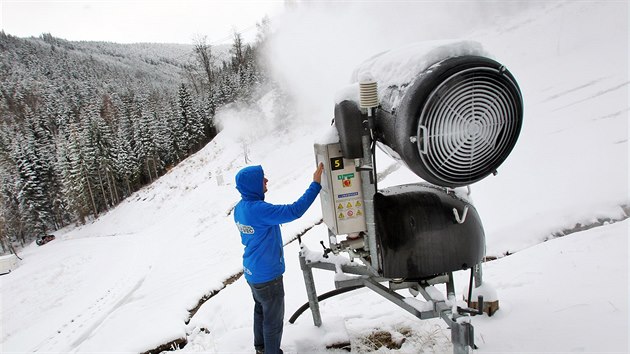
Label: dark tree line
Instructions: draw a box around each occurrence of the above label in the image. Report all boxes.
[0,20,271,252]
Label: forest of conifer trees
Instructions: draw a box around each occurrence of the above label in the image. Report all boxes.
[0,18,276,252]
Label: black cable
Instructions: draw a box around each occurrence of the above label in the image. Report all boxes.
[371,133,378,191]
[368,107,378,191]
[288,285,364,324]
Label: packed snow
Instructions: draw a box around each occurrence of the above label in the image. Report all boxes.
[1,1,628,353]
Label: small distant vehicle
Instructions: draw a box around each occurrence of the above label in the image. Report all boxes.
[36,234,56,246]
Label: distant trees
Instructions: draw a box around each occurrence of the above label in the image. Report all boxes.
[193,36,215,97]
[0,23,271,252]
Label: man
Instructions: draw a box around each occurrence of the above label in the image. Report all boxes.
[234,163,324,354]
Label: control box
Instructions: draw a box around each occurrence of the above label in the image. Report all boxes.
[314,143,367,235]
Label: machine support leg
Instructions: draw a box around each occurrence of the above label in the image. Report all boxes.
[451,320,476,354]
[446,272,456,300]
[474,262,483,288]
[299,252,322,327]
[358,134,379,271]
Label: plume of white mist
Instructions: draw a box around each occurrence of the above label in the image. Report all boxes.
[215,102,270,144]
[263,1,549,126]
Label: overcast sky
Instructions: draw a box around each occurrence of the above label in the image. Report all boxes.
[0,0,284,44]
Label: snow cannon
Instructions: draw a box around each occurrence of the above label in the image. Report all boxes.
[300,41,515,354]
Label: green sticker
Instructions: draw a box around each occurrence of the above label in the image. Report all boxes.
[337,173,355,180]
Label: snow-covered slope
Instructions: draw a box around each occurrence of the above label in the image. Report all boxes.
[1,1,627,353]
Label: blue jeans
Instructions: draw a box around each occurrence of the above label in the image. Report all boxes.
[248,276,284,354]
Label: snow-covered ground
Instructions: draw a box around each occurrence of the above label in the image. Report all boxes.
[1,1,628,353]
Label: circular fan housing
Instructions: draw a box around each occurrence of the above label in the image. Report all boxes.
[375,56,523,187]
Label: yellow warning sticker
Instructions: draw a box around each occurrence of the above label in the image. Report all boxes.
[337,203,344,210]
[346,202,353,208]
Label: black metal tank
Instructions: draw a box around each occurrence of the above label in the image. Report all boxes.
[374,183,484,280]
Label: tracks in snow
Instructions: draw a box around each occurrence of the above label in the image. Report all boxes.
[33,273,148,353]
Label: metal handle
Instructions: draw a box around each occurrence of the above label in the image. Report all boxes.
[453,206,469,224]
[417,125,428,154]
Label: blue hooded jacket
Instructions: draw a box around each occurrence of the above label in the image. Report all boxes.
[234,165,322,284]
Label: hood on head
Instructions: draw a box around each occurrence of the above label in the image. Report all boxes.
[235,165,265,201]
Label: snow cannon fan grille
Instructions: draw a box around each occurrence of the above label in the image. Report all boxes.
[420,66,521,186]
[375,56,523,187]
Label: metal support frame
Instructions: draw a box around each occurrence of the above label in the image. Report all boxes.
[298,251,477,353]
[299,252,322,327]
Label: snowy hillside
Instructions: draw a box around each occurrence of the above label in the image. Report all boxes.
[1,1,628,354]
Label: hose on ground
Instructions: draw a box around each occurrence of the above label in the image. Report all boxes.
[288,285,364,324]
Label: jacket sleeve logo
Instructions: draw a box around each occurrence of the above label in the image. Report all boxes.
[236,222,255,234]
